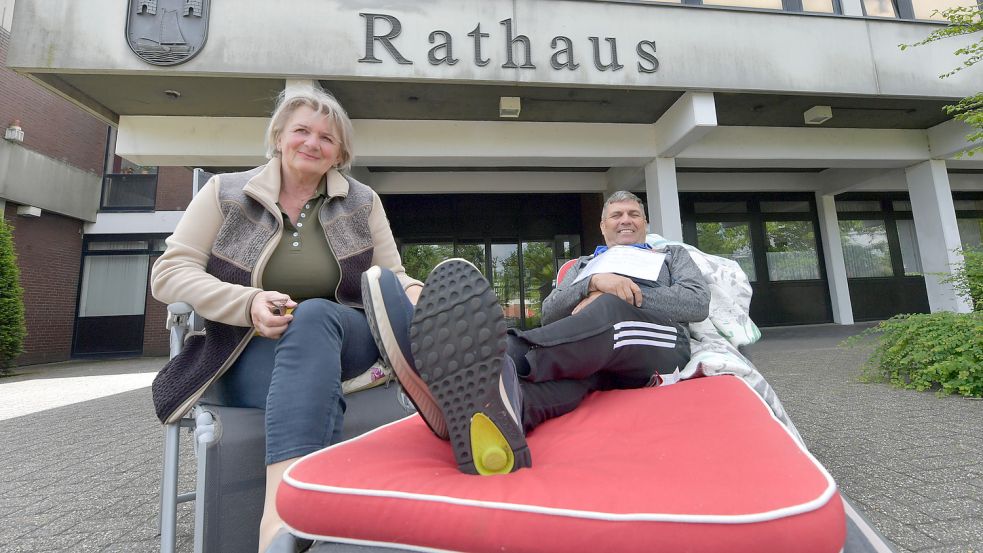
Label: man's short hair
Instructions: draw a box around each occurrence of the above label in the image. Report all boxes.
[601,191,646,220]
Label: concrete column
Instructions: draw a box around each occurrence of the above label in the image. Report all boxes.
[643,157,683,242]
[104,127,117,174]
[284,79,317,97]
[839,0,864,16]
[815,193,854,324]
[905,160,972,313]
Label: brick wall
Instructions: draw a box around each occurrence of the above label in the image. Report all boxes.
[0,28,109,174]
[142,254,169,357]
[155,166,194,211]
[4,204,83,366]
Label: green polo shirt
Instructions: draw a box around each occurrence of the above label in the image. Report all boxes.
[262,180,341,301]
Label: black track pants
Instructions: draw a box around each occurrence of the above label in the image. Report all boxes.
[510,294,690,432]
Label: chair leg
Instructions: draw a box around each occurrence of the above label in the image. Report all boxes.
[193,409,216,553]
[160,423,181,553]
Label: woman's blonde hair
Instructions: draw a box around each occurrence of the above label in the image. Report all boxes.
[265,87,355,171]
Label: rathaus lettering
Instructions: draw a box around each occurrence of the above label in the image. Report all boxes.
[358,13,659,74]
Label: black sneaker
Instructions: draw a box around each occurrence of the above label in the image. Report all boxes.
[410,259,531,475]
[362,266,448,440]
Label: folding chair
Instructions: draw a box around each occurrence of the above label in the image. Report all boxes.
[158,302,411,553]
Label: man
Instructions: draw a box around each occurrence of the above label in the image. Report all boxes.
[362,191,709,476]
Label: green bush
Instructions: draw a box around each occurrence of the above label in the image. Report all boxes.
[941,246,983,311]
[852,311,983,397]
[0,218,26,374]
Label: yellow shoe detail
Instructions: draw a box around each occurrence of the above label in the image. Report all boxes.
[470,413,514,475]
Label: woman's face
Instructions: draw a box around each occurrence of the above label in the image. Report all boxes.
[277,105,341,180]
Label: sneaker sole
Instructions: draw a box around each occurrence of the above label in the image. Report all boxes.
[362,266,448,440]
[410,259,531,475]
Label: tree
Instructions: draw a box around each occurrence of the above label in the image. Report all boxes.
[0,218,26,374]
[401,244,454,281]
[901,5,983,156]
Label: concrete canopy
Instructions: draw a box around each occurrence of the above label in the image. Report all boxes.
[6,0,982,171]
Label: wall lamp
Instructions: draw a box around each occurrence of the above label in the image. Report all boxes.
[4,120,24,142]
[803,105,833,125]
[500,97,521,118]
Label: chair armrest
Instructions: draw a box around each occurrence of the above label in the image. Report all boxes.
[167,302,195,359]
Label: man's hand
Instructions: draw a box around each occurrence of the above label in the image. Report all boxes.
[250,290,297,339]
[588,273,643,307]
[572,291,605,315]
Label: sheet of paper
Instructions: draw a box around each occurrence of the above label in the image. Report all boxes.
[572,246,666,285]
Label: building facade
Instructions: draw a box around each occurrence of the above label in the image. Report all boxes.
[5,0,983,357]
[1,0,189,364]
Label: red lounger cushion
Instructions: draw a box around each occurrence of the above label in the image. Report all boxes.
[279,375,845,553]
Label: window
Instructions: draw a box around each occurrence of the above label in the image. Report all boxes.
[400,239,553,329]
[694,201,748,214]
[101,156,159,211]
[864,0,978,20]
[696,222,757,281]
[760,201,810,213]
[491,244,522,328]
[838,220,893,278]
[954,200,983,211]
[401,243,454,282]
[77,238,165,317]
[863,0,897,17]
[912,0,979,21]
[521,241,556,328]
[764,221,821,280]
[801,0,836,12]
[895,220,924,275]
[702,0,783,8]
[958,218,983,248]
[78,255,150,317]
[837,200,882,212]
[554,234,582,275]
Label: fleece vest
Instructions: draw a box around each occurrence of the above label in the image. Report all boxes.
[151,167,377,423]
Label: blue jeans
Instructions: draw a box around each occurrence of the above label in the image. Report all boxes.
[211,299,379,464]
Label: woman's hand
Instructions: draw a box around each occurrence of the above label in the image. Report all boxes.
[250,291,297,339]
[588,273,643,307]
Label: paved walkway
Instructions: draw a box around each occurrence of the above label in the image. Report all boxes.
[0,324,981,552]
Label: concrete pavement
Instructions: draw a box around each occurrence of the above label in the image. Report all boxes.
[0,324,981,552]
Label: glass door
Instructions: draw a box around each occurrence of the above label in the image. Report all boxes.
[490,243,522,328]
[401,239,555,329]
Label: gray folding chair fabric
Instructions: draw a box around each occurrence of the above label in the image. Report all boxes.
[192,385,408,553]
[158,301,410,553]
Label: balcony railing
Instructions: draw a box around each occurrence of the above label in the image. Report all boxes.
[100,173,158,211]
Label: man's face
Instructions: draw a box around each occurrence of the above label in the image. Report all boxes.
[600,200,647,246]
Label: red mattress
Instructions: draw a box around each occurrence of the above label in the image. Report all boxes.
[279,375,845,553]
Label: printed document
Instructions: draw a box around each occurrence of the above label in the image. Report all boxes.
[573,246,666,284]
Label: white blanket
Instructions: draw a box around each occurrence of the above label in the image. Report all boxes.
[646,234,803,444]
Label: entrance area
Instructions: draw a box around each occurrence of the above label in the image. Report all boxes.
[382,193,593,329]
[399,238,581,329]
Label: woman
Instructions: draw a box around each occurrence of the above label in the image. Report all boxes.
[150,88,421,552]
